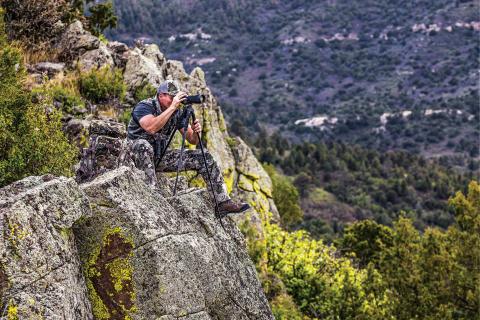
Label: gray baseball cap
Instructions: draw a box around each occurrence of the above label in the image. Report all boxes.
[157,80,180,96]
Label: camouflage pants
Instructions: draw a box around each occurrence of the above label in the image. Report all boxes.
[129,139,230,202]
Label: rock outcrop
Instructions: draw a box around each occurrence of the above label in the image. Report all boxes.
[0,175,92,319]
[76,166,273,319]
[1,20,283,318]
[54,21,280,228]
[0,166,273,319]
[57,20,114,71]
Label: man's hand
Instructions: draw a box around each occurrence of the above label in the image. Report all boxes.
[171,91,187,109]
[192,119,202,133]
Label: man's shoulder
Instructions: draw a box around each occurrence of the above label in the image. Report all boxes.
[136,98,155,108]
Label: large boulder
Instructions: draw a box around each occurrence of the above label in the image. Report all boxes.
[142,44,166,68]
[123,47,165,91]
[57,20,99,60]
[108,41,131,69]
[77,42,115,72]
[57,20,113,71]
[0,165,274,319]
[32,62,65,78]
[230,137,279,227]
[74,166,274,319]
[0,175,92,319]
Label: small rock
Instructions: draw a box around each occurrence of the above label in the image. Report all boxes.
[89,119,126,138]
[34,62,65,77]
[108,41,131,68]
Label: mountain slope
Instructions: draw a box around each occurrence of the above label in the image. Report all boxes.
[108,0,480,163]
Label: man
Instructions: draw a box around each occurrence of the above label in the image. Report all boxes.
[127,80,250,215]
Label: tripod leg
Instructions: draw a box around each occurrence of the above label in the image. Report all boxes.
[173,128,188,195]
[155,125,178,169]
[195,131,220,215]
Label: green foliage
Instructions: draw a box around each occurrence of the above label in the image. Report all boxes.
[340,220,394,267]
[256,136,472,230]
[241,181,479,319]
[68,0,118,36]
[245,214,395,319]
[111,0,479,165]
[0,10,77,187]
[88,1,117,36]
[445,181,480,318]
[270,293,304,320]
[48,85,84,114]
[263,163,303,228]
[79,66,126,104]
[1,0,69,50]
[134,82,156,101]
[118,109,132,127]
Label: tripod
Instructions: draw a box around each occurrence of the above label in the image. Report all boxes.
[154,105,219,214]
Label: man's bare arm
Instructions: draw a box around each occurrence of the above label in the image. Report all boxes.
[181,126,199,145]
[139,92,186,134]
[139,107,177,134]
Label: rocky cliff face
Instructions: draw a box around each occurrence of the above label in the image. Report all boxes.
[55,20,278,228]
[0,166,273,319]
[0,20,276,319]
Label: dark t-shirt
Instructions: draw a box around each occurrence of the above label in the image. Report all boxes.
[127,97,180,157]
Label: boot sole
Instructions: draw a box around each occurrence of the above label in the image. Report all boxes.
[218,204,251,216]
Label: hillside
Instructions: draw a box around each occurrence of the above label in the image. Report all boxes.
[1,3,479,319]
[109,0,480,163]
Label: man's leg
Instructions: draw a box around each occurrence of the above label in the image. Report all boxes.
[157,149,230,202]
[128,139,157,187]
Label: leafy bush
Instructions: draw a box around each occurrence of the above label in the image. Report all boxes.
[134,82,156,101]
[0,10,77,187]
[87,1,117,36]
[1,0,69,50]
[263,163,303,228]
[244,214,394,319]
[49,85,84,114]
[79,66,126,104]
[241,181,479,319]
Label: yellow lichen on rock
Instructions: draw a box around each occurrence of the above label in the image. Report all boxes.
[7,300,18,320]
[223,167,235,194]
[84,227,136,320]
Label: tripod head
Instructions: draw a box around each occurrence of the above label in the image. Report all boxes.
[176,104,195,131]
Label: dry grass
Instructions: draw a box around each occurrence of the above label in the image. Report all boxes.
[21,46,59,65]
[48,71,81,93]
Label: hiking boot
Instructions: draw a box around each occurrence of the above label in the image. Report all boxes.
[217,199,250,215]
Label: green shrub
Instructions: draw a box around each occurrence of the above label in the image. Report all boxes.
[263,163,303,228]
[134,82,156,101]
[118,109,132,126]
[271,294,304,320]
[79,66,126,104]
[0,10,77,187]
[1,0,69,50]
[50,85,85,114]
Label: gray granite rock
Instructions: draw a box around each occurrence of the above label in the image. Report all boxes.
[57,20,100,62]
[78,42,114,72]
[74,166,274,319]
[108,41,131,69]
[33,62,65,78]
[123,47,164,91]
[0,175,93,319]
